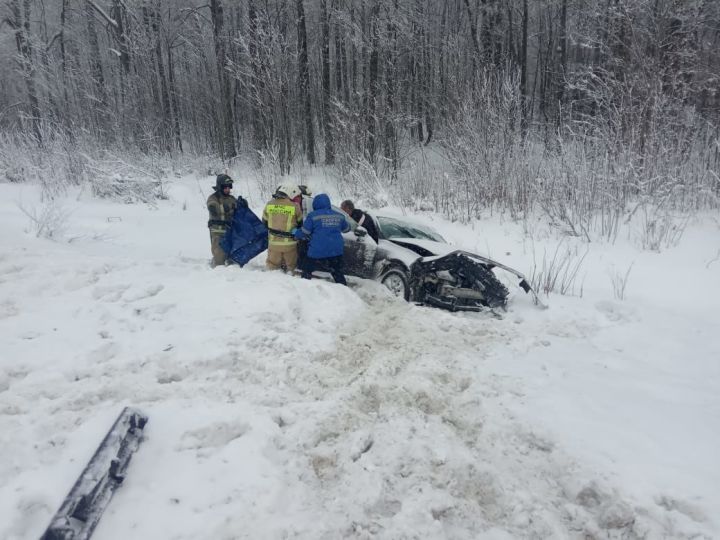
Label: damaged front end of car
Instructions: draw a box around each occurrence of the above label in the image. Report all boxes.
[407,251,543,312]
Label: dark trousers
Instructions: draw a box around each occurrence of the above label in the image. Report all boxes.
[301,255,347,285]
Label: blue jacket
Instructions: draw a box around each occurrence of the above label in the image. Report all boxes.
[220,200,269,266]
[294,194,350,259]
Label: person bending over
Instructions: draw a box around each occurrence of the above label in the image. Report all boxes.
[294,193,350,285]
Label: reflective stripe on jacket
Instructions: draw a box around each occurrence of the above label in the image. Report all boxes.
[262,197,302,246]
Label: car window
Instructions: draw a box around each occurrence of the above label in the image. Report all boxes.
[377,217,445,242]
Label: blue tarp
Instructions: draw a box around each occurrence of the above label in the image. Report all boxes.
[220,203,268,266]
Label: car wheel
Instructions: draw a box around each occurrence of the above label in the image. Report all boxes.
[380,267,410,301]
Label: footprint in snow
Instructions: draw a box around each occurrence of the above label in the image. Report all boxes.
[595,300,637,323]
[0,264,24,277]
[123,284,164,302]
[0,300,19,319]
[8,497,52,538]
[86,342,120,364]
[92,284,130,302]
[156,370,185,384]
[178,421,250,451]
[655,494,708,524]
[63,270,101,291]
[132,303,175,320]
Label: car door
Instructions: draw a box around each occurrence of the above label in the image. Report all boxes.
[339,211,378,279]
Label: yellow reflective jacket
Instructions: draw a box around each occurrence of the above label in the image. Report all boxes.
[262,197,302,246]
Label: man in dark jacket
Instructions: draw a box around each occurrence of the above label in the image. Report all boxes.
[207,174,247,267]
[294,193,350,285]
[340,200,379,243]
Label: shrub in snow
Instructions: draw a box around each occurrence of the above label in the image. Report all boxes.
[0,130,175,204]
[608,262,634,301]
[636,207,689,252]
[246,148,291,200]
[424,69,718,246]
[17,199,71,240]
[529,240,587,297]
[81,151,169,203]
[336,155,389,208]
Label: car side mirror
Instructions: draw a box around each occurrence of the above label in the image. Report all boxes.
[354,226,368,238]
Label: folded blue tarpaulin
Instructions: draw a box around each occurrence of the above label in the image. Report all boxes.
[220,202,268,266]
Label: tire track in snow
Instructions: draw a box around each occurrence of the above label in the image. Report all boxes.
[0,256,699,539]
[272,286,685,539]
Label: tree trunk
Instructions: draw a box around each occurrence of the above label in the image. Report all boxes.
[365,1,380,162]
[521,0,528,135]
[415,1,424,144]
[337,21,349,104]
[480,0,502,66]
[209,0,237,159]
[110,0,130,109]
[10,0,43,142]
[462,0,481,74]
[296,0,315,164]
[321,0,334,164]
[384,11,397,177]
[248,0,267,154]
[556,0,568,120]
[110,0,130,73]
[85,1,108,116]
[167,46,183,152]
[152,10,172,152]
[59,0,69,111]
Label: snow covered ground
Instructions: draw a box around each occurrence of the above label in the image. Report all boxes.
[0,174,718,539]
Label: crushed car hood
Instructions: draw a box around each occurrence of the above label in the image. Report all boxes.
[387,238,456,257]
[389,237,545,308]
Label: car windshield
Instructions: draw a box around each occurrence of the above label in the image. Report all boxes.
[377,217,445,242]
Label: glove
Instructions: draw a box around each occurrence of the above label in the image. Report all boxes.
[237,197,248,209]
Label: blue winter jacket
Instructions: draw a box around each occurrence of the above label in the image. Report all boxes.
[294,193,350,259]
[220,200,269,266]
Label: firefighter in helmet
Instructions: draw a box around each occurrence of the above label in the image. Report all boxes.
[262,184,303,272]
[207,174,239,267]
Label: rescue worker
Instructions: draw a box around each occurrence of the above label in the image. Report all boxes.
[340,200,379,243]
[295,185,313,216]
[207,174,243,267]
[294,193,350,285]
[293,185,313,267]
[262,184,303,272]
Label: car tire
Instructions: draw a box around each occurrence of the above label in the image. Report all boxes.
[380,266,410,301]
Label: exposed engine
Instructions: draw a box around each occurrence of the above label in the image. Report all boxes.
[409,251,510,311]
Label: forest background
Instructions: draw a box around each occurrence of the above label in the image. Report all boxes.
[0,0,718,244]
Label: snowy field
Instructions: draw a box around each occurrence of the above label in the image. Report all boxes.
[0,175,718,539]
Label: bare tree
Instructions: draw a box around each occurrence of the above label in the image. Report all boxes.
[320,0,334,164]
[209,0,236,159]
[0,0,715,209]
[296,0,315,164]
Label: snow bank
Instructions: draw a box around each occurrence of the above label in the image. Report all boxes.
[0,177,718,539]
